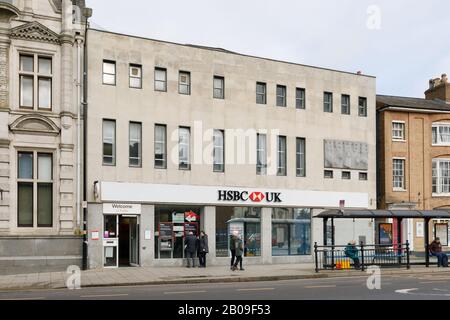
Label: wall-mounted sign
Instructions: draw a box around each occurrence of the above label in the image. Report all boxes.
[184,223,198,236]
[103,203,141,215]
[101,182,370,208]
[91,231,99,240]
[172,212,185,223]
[218,190,282,203]
[324,140,369,171]
[159,223,173,239]
[144,230,151,240]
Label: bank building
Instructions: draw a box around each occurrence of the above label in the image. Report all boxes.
[84,28,376,269]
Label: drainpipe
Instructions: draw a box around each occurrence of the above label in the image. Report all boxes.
[76,37,82,228]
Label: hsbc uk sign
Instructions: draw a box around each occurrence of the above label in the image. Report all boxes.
[218,190,282,203]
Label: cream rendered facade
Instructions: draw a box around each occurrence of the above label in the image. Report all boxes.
[0,0,88,274]
[85,29,377,269]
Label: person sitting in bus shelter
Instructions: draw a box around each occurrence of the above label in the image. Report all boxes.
[430,237,449,267]
[344,240,360,270]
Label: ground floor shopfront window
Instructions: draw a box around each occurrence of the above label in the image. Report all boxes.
[272,208,311,256]
[216,207,261,257]
[154,206,201,259]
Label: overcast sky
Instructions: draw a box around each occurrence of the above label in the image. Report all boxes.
[87,0,450,98]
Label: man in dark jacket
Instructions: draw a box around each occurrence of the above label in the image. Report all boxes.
[229,234,237,270]
[198,231,209,268]
[185,232,198,268]
[430,238,448,267]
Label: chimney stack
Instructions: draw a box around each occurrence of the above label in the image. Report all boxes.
[425,73,450,102]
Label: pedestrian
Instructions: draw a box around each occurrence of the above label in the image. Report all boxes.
[232,235,245,271]
[430,237,449,267]
[184,231,198,268]
[229,233,237,270]
[198,231,209,268]
[344,240,360,270]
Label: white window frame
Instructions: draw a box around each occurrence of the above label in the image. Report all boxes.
[324,92,333,113]
[213,129,225,172]
[392,121,406,141]
[129,122,142,167]
[296,137,306,177]
[277,136,287,176]
[256,82,267,105]
[213,76,225,99]
[102,60,116,86]
[341,94,350,115]
[154,67,167,92]
[393,158,406,191]
[432,123,450,146]
[129,64,142,89]
[257,133,267,175]
[179,127,191,170]
[154,124,167,169]
[179,71,191,95]
[432,158,450,196]
[19,53,53,110]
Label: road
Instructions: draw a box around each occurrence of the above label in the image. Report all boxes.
[0,273,450,300]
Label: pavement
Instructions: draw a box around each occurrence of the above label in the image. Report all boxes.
[0,263,450,291]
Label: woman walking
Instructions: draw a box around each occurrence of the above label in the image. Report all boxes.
[198,231,209,268]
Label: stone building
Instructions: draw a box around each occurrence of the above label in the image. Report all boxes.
[377,74,450,252]
[85,28,377,269]
[0,0,90,274]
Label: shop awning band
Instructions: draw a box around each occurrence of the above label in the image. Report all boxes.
[316,209,450,219]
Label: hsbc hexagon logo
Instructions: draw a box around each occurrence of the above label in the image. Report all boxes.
[249,192,265,203]
[218,190,282,203]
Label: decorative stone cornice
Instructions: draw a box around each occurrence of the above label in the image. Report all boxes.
[10,114,60,136]
[10,21,60,45]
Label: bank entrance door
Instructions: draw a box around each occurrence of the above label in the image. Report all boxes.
[103,215,139,268]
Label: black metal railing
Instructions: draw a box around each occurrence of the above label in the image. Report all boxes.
[314,241,410,272]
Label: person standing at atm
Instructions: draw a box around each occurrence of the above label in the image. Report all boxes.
[185,231,198,268]
[198,231,209,268]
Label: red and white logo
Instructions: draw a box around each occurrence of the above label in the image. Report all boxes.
[249,192,265,203]
[185,211,199,222]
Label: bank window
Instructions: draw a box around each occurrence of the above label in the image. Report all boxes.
[359,97,367,117]
[129,122,142,167]
[392,121,405,141]
[296,137,306,177]
[20,54,52,110]
[103,119,116,166]
[154,206,201,259]
[272,208,311,256]
[324,170,334,179]
[359,172,368,181]
[277,136,287,176]
[103,60,116,85]
[18,152,53,228]
[257,133,267,175]
[213,129,225,172]
[324,92,333,113]
[129,64,142,89]
[155,124,167,169]
[342,171,351,180]
[432,123,450,146]
[179,127,191,170]
[216,207,261,258]
[213,76,225,99]
[179,71,191,95]
[296,88,305,109]
[432,159,450,195]
[276,85,287,107]
[393,159,405,190]
[256,82,266,104]
[341,94,350,115]
[154,67,167,92]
